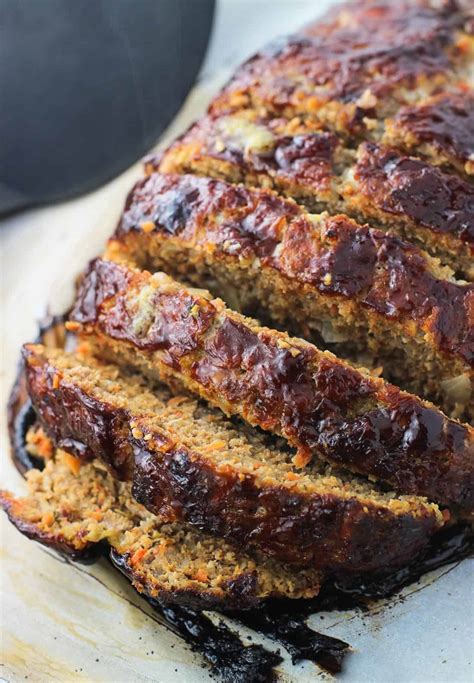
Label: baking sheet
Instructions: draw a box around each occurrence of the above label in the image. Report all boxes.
[1,3,473,680]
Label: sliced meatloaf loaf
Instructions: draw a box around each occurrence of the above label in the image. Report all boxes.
[109,173,473,420]
[209,0,473,137]
[67,259,473,511]
[22,344,445,572]
[154,115,473,278]
[1,445,323,609]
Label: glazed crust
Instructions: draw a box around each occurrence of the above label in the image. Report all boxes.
[68,258,474,510]
[22,346,445,573]
[111,172,473,419]
[155,114,473,278]
[383,90,474,176]
[345,142,474,275]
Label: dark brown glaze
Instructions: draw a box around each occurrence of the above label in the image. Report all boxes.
[282,215,473,363]
[210,0,470,129]
[353,142,474,246]
[117,172,298,258]
[387,91,474,173]
[7,313,70,474]
[22,346,444,572]
[115,173,473,365]
[155,115,339,197]
[71,258,473,510]
[131,435,442,572]
[24,351,133,481]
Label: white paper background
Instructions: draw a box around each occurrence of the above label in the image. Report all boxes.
[1,2,473,681]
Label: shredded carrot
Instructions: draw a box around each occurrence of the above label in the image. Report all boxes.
[293,447,312,468]
[27,428,54,459]
[201,440,226,452]
[65,321,81,332]
[195,568,209,583]
[52,373,60,390]
[285,471,299,481]
[140,221,155,233]
[42,512,54,527]
[90,510,103,522]
[154,541,169,557]
[64,452,82,476]
[130,547,147,566]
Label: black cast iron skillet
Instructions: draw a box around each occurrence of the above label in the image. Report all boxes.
[0,0,214,214]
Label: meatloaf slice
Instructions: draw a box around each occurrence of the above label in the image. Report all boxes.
[109,173,473,420]
[1,447,322,609]
[154,116,473,279]
[67,259,473,511]
[23,344,445,572]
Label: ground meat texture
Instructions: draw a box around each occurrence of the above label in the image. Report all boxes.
[22,344,447,572]
[0,447,324,609]
[66,258,473,511]
[209,0,473,136]
[109,173,473,420]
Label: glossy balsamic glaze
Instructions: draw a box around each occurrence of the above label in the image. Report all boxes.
[24,345,443,573]
[166,117,339,194]
[355,142,474,245]
[210,0,469,127]
[390,91,474,169]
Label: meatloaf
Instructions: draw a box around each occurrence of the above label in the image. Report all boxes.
[22,344,445,572]
[1,443,323,609]
[67,258,473,511]
[154,114,473,279]
[209,0,473,137]
[108,172,473,420]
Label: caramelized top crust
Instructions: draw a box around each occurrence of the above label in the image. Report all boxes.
[210,0,472,131]
[384,91,474,175]
[71,258,474,509]
[115,173,473,365]
[352,142,474,247]
[155,113,340,200]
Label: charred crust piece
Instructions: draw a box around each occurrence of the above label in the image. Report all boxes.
[111,173,473,419]
[383,90,474,177]
[21,345,446,572]
[209,0,473,135]
[1,449,323,609]
[68,258,473,510]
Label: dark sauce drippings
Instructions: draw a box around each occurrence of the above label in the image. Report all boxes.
[149,600,282,683]
[149,522,472,679]
[230,608,349,673]
[8,317,474,681]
